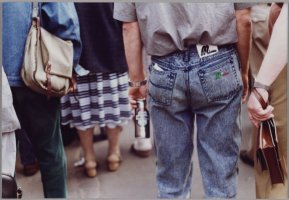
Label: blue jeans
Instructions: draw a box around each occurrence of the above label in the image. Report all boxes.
[148,44,243,198]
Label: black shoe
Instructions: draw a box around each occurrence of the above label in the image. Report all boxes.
[61,125,77,146]
[239,150,254,167]
[23,162,39,176]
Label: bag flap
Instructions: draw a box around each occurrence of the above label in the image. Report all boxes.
[39,27,73,78]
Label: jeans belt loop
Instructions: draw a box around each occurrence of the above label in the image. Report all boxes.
[183,50,190,62]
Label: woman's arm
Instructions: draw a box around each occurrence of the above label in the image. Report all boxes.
[247,4,288,126]
[255,4,288,87]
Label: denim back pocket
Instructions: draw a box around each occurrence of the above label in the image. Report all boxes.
[148,63,177,106]
[198,55,242,102]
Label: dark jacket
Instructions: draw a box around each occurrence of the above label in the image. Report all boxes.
[75,3,128,73]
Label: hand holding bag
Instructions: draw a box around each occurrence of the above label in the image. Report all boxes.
[21,2,73,97]
[253,88,285,185]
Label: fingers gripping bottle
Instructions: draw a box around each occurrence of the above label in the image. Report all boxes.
[134,98,150,138]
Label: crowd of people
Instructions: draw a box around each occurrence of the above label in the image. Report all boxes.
[1,2,288,199]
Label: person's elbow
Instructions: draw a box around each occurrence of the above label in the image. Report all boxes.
[236,9,252,29]
[122,22,139,35]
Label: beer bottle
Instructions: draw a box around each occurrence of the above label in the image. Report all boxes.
[134,98,150,138]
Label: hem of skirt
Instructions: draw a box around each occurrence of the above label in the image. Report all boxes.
[61,119,130,131]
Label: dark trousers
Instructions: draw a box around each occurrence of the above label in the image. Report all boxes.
[16,129,38,166]
[12,87,67,198]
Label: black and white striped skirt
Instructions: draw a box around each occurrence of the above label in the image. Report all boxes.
[61,72,132,131]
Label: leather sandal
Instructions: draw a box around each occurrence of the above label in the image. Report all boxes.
[107,153,122,172]
[84,160,98,177]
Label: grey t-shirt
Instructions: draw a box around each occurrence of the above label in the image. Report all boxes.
[114,3,254,56]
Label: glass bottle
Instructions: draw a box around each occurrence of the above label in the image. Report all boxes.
[134,98,150,138]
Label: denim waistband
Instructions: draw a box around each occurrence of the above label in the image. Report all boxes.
[151,43,237,68]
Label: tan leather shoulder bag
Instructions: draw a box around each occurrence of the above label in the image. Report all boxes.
[21,2,73,97]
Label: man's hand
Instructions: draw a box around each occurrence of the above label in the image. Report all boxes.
[129,84,148,109]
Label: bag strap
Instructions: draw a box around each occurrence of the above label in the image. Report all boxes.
[32,2,39,18]
[252,88,268,109]
[31,2,40,28]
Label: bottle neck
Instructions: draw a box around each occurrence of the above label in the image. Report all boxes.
[138,101,144,109]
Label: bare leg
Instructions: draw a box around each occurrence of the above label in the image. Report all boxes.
[77,128,97,177]
[106,126,122,171]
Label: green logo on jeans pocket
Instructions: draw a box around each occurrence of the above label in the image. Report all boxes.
[214,71,229,80]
